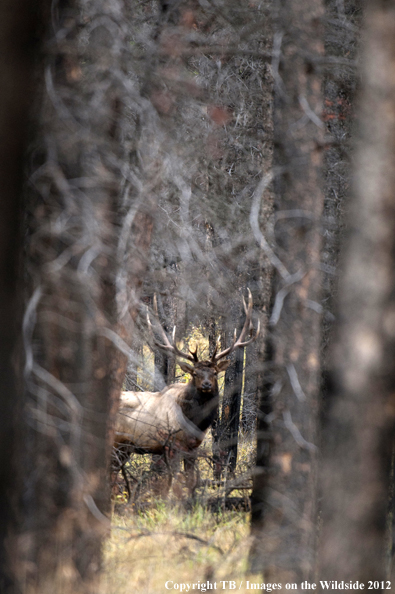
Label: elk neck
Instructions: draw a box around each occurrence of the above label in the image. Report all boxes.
[180,379,219,433]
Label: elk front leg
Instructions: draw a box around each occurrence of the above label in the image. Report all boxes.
[183,450,198,494]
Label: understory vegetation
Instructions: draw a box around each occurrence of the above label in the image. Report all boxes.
[107,435,257,593]
[112,434,256,509]
[104,503,254,594]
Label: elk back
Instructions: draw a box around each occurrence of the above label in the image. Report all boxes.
[115,389,206,454]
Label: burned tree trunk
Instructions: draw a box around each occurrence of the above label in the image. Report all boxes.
[319,0,395,582]
[250,0,325,582]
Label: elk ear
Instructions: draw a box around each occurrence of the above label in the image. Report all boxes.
[179,362,194,375]
[216,360,230,373]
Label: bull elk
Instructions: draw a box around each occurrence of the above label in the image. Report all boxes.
[113,290,259,498]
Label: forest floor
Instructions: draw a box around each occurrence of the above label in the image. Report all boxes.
[103,502,260,594]
[104,435,260,594]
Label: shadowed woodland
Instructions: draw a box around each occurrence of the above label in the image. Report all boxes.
[2,0,395,592]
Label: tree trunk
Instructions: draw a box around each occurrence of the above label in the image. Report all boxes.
[0,2,44,591]
[321,0,361,402]
[153,293,176,391]
[319,0,395,582]
[250,0,325,582]
[14,1,156,592]
[211,319,224,480]
[241,334,258,435]
[220,335,244,474]
[217,303,245,476]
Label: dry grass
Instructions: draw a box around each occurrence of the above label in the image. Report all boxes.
[103,502,261,594]
[104,436,261,594]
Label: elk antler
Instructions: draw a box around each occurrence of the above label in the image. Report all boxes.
[211,288,260,362]
[146,297,197,362]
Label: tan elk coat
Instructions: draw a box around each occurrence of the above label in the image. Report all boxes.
[115,386,207,454]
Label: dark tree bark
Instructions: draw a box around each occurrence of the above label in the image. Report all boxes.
[250,0,325,582]
[153,293,176,391]
[319,0,395,582]
[13,1,156,592]
[241,342,257,435]
[219,312,245,475]
[321,0,361,376]
[211,319,228,481]
[0,2,44,591]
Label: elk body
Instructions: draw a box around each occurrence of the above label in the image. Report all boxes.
[113,290,259,497]
[114,360,229,455]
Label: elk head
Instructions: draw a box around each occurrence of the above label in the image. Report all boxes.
[178,359,230,397]
[147,289,260,386]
